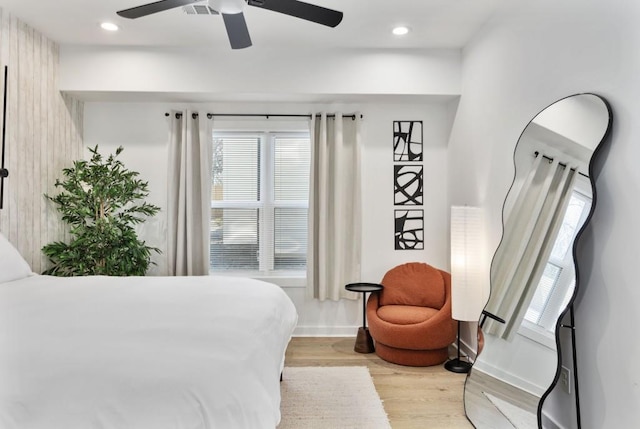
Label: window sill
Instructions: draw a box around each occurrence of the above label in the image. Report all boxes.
[518,321,556,350]
[210,271,306,288]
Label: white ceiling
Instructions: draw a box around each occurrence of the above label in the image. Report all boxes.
[0,0,508,51]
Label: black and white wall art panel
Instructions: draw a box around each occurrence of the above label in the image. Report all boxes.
[394,209,424,250]
[394,165,423,206]
[393,121,423,162]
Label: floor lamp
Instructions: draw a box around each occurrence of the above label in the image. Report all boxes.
[445,206,483,374]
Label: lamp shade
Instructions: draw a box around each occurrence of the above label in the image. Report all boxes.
[450,206,484,322]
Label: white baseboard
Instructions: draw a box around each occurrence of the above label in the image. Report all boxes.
[472,361,545,397]
[449,336,475,363]
[458,337,476,362]
[293,325,358,337]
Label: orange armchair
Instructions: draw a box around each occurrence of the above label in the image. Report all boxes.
[367,262,457,367]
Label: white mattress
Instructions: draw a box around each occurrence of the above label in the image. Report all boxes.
[0,275,298,429]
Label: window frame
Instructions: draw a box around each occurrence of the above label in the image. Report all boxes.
[210,129,310,286]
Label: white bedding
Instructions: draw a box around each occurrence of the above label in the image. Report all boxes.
[0,274,298,429]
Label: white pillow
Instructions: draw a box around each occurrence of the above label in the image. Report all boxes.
[0,232,33,283]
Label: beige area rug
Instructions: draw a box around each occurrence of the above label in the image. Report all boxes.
[484,392,537,429]
[278,366,391,429]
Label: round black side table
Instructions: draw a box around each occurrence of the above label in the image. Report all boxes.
[345,282,384,353]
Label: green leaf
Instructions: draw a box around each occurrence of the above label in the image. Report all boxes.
[42,145,162,277]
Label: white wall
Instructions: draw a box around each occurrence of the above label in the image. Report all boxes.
[449,1,640,427]
[60,46,461,101]
[84,98,456,336]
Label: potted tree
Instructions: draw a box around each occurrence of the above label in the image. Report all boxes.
[42,145,160,276]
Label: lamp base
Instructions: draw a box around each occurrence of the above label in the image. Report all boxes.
[445,358,472,373]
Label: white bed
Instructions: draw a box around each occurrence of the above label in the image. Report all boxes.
[0,234,298,429]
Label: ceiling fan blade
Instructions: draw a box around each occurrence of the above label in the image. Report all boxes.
[222,13,253,49]
[117,0,201,19]
[248,0,343,28]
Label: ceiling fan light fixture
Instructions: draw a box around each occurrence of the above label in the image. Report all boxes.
[100,22,120,32]
[209,0,246,14]
[392,25,410,36]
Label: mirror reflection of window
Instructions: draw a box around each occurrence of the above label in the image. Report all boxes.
[522,188,592,340]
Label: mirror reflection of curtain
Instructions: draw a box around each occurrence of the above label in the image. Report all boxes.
[307,113,362,301]
[484,153,577,340]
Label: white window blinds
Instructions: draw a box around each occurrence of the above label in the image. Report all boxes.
[523,190,591,332]
[210,132,310,274]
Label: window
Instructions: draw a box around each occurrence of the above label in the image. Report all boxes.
[520,186,592,345]
[210,131,310,276]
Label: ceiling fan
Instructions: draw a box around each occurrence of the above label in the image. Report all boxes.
[117,0,343,49]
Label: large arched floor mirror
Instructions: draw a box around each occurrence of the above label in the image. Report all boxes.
[464,94,612,429]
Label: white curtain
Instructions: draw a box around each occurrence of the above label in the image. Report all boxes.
[166,111,212,276]
[307,113,362,301]
[485,154,577,340]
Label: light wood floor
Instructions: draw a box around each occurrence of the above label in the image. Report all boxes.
[283,337,473,429]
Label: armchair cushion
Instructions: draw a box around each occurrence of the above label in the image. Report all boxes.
[377,305,439,325]
[378,262,445,309]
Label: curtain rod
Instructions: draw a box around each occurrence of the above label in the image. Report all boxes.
[164,112,362,120]
[534,151,589,179]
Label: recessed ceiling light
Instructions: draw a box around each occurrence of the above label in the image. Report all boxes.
[100,22,119,32]
[392,26,410,36]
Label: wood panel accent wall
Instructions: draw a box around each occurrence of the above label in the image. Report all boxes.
[0,9,84,274]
